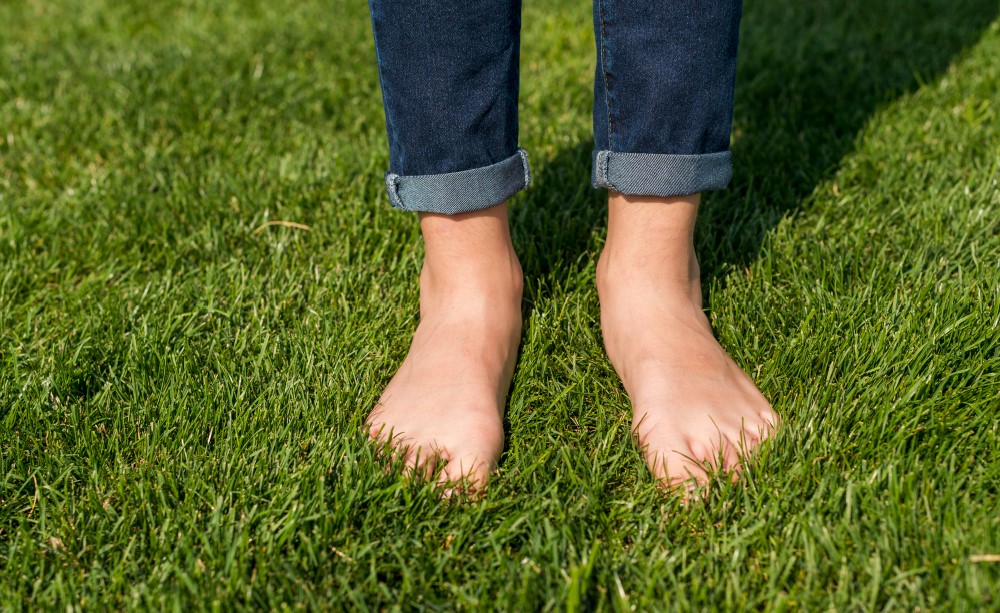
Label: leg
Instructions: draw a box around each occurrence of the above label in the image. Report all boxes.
[366,0,528,492]
[592,0,778,490]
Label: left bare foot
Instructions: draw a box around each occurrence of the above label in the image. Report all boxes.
[597,192,779,491]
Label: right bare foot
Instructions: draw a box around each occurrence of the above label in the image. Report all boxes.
[366,204,522,494]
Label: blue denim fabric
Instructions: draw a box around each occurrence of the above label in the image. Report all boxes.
[386,149,531,214]
[591,0,741,195]
[369,0,741,213]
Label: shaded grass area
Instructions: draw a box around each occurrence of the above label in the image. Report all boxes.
[1,0,998,608]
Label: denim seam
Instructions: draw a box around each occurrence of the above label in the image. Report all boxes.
[384,172,405,209]
[518,148,532,187]
[597,0,614,149]
[595,150,616,191]
[369,8,396,166]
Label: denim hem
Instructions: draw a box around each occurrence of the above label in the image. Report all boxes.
[384,149,531,214]
[591,150,732,196]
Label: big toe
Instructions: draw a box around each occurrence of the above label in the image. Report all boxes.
[402,442,447,480]
[437,451,494,497]
[644,439,711,491]
[645,433,749,492]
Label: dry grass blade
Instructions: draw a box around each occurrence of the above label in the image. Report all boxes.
[252,220,311,235]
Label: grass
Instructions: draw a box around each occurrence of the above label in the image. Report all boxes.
[1,0,998,609]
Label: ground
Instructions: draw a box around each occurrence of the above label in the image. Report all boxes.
[1,0,998,609]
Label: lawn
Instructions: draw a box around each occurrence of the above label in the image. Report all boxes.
[1,0,998,609]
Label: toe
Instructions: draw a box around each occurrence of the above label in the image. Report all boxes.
[720,435,745,474]
[727,424,759,455]
[648,445,710,492]
[738,428,762,451]
[365,402,386,430]
[759,409,780,434]
[661,458,709,494]
[438,454,492,497]
[367,421,388,443]
[367,424,397,463]
[402,444,445,481]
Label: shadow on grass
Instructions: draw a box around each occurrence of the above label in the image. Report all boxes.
[515,0,998,289]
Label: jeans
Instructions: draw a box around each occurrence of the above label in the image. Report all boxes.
[368,0,742,214]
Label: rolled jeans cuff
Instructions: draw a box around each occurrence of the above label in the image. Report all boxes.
[591,150,732,197]
[384,148,531,214]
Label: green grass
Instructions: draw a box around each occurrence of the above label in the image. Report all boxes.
[2,0,998,609]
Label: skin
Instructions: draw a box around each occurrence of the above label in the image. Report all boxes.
[366,192,778,494]
[366,204,522,494]
[598,192,778,491]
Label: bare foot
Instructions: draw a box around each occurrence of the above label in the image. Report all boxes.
[597,192,779,491]
[366,204,522,494]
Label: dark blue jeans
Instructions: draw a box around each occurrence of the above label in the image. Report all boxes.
[369,0,741,214]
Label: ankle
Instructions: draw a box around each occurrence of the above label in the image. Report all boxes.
[597,253,697,312]
[598,192,703,306]
[417,204,523,295]
[419,256,523,304]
